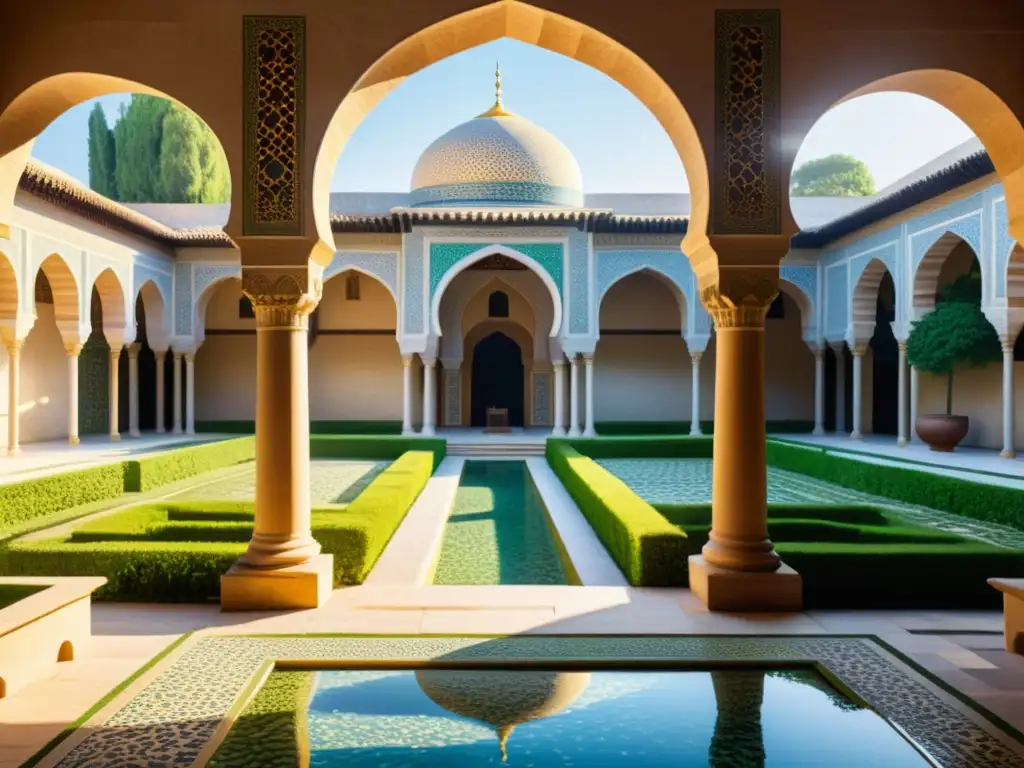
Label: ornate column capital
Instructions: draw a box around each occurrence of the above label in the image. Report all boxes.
[897,340,908,354]
[699,268,779,330]
[582,354,594,365]
[851,344,868,357]
[690,351,703,364]
[109,346,122,362]
[1002,340,1016,355]
[65,342,83,357]
[127,342,141,360]
[242,267,324,331]
[401,355,414,368]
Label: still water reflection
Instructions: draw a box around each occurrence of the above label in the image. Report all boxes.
[304,668,931,766]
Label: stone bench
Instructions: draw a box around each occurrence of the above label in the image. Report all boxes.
[989,578,1024,654]
[0,576,106,699]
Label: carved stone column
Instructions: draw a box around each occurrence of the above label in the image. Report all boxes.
[896,340,908,447]
[172,352,183,434]
[850,345,866,440]
[127,343,141,438]
[582,354,596,437]
[221,268,333,611]
[421,357,437,435]
[1001,340,1017,458]
[568,356,581,436]
[108,347,121,442]
[66,343,81,445]
[690,352,703,436]
[831,342,846,433]
[687,267,801,611]
[552,360,566,436]
[184,351,196,435]
[5,339,21,456]
[154,350,166,434]
[811,345,825,435]
[401,356,414,435]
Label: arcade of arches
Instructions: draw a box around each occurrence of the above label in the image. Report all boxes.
[2,2,1024,613]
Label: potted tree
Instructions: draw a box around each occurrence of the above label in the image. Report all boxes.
[906,272,1001,451]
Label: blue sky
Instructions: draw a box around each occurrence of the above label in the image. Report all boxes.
[31,38,975,196]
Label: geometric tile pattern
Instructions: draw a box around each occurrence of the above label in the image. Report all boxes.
[166,460,389,506]
[52,635,1024,767]
[597,458,1024,550]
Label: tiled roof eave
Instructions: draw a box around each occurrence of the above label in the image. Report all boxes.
[18,161,236,249]
[330,209,689,234]
[791,150,996,249]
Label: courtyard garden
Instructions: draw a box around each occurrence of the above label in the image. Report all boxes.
[547,436,1024,607]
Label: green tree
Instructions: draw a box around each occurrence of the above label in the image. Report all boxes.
[790,154,876,197]
[87,103,117,198]
[906,272,1001,415]
[113,95,170,202]
[157,105,230,203]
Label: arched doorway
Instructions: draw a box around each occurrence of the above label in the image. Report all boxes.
[870,272,898,435]
[471,332,524,427]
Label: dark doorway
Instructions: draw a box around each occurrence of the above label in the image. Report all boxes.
[470,332,524,427]
[870,273,898,435]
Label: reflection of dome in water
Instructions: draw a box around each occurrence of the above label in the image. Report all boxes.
[415,669,591,762]
[409,65,583,208]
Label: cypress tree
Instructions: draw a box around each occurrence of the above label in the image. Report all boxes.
[87,103,117,198]
[157,105,230,203]
[113,95,170,202]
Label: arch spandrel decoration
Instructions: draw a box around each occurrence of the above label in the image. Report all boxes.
[994,198,1016,300]
[779,265,817,329]
[910,216,982,274]
[824,262,849,339]
[567,229,589,335]
[428,242,563,300]
[596,250,692,305]
[133,261,173,337]
[324,251,399,302]
[402,230,426,336]
[849,244,898,302]
[174,263,241,337]
[428,243,563,338]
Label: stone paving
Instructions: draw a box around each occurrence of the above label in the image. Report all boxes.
[167,459,390,506]
[597,458,1024,549]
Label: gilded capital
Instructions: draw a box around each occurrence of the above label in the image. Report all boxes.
[65,342,83,357]
[699,269,779,330]
[242,268,323,330]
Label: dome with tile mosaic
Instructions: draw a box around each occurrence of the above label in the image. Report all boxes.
[409,66,583,208]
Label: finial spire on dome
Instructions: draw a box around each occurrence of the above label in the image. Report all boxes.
[477,61,512,118]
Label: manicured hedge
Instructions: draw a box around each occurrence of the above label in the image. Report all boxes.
[0,463,126,538]
[123,437,256,492]
[556,436,714,460]
[766,440,1024,531]
[311,435,446,469]
[0,451,436,601]
[656,502,1024,608]
[546,440,688,586]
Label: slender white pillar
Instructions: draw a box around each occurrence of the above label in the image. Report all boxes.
[127,343,141,438]
[172,352,183,434]
[154,351,166,434]
[185,352,196,435]
[910,366,920,444]
[552,361,566,436]
[690,352,703,435]
[896,341,908,447]
[812,347,825,435]
[66,343,81,445]
[568,355,581,436]
[401,356,414,435]
[583,355,596,437]
[1001,341,1016,458]
[832,342,846,433]
[850,347,864,440]
[6,340,21,456]
[109,347,121,442]
[422,357,436,436]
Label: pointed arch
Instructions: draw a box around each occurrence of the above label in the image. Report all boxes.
[136,280,169,350]
[0,248,19,322]
[91,268,126,341]
[778,277,814,336]
[312,0,706,248]
[194,275,241,341]
[35,253,79,325]
[598,266,687,335]
[913,231,976,317]
[324,263,398,306]
[430,244,562,338]
[851,258,892,325]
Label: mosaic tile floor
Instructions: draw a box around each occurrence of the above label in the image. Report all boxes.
[167,460,389,506]
[433,461,567,586]
[46,635,1024,767]
[597,458,1024,549]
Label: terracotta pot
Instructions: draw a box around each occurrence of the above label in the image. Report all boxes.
[915,414,969,452]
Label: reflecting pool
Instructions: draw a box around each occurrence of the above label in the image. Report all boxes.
[296,668,932,767]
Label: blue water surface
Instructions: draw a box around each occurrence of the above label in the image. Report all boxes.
[304,668,930,767]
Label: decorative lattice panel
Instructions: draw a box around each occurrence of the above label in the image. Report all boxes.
[243,16,305,235]
[713,10,781,235]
